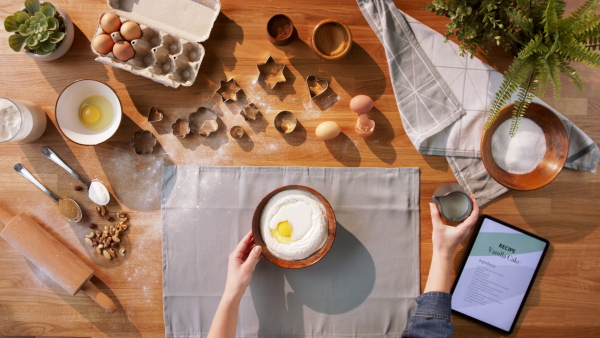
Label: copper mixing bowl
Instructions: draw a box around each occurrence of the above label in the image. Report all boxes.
[481,102,569,190]
[251,185,336,269]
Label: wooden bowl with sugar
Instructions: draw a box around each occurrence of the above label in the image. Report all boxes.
[251,185,336,269]
[311,19,352,61]
[481,102,569,191]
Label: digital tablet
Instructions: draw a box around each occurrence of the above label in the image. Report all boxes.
[451,215,549,334]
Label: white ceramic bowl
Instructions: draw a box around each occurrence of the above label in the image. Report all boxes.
[56,79,122,145]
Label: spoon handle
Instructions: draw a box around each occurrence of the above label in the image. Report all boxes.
[14,163,60,202]
[41,147,89,186]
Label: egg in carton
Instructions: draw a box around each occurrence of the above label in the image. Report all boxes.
[91,0,220,88]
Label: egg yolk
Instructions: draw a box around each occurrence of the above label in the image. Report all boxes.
[277,221,292,237]
[270,221,294,244]
[80,105,101,124]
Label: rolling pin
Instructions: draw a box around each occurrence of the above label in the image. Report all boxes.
[0,205,117,312]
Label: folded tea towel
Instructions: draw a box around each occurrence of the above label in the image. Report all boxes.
[162,166,420,338]
[358,0,600,205]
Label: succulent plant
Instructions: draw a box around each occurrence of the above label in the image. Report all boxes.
[4,0,65,56]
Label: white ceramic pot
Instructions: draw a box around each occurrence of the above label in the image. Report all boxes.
[23,4,74,61]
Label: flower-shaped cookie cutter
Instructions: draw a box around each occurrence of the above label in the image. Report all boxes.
[190,107,219,137]
[147,106,164,123]
[306,75,329,99]
[241,103,260,121]
[216,78,243,102]
[130,130,158,155]
[172,119,191,138]
[257,56,287,89]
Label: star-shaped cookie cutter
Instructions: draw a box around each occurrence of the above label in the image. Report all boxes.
[216,78,243,102]
[257,56,287,89]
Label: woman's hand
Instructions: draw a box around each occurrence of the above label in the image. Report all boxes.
[224,230,262,300]
[429,194,479,259]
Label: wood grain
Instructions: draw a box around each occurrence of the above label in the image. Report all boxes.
[0,0,599,337]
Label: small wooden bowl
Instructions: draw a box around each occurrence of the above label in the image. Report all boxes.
[481,102,569,190]
[311,19,352,61]
[266,14,294,46]
[252,185,336,269]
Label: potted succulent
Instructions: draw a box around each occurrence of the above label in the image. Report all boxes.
[4,0,74,61]
[426,0,600,135]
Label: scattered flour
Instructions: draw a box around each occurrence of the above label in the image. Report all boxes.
[491,118,546,174]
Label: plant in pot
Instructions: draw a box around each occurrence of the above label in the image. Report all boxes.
[485,0,600,135]
[424,0,521,57]
[426,0,600,135]
[4,0,74,61]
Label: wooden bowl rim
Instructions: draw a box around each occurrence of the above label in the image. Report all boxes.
[481,102,569,191]
[251,185,337,269]
[311,19,353,61]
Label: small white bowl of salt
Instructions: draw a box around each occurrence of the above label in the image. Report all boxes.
[481,102,569,190]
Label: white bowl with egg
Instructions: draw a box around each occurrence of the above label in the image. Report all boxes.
[252,185,336,269]
[55,79,122,145]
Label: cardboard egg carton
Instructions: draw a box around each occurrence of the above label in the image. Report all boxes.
[91,0,220,88]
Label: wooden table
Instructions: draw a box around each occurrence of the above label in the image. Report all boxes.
[1,0,599,336]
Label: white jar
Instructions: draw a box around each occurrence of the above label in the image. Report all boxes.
[0,98,47,143]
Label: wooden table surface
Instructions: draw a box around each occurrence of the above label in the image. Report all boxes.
[1,0,599,337]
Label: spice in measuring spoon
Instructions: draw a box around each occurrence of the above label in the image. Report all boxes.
[14,163,83,222]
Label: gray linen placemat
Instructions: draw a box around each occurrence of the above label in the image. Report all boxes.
[358,0,599,205]
[162,166,420,338]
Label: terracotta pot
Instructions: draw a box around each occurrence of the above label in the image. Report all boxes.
[22,4,74,61]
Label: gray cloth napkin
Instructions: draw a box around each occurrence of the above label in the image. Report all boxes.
[358,0,600,205]
[162,166,420,338]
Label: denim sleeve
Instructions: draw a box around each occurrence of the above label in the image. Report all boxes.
[401,292,453,338]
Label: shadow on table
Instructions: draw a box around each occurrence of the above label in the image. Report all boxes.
[365,107,397,164]
[250,223,375,335]
[325,133,361,167]
[35,23,110,94]
[282,39,387,100]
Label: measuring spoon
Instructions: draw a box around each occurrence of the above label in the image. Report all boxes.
[14,163,82,222]
[41,147,110,206]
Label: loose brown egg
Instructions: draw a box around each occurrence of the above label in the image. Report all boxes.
[120,21,142,41]
[350,95,374,114]
[113,41,135,61]
[92,34,114,54]
[100,13,121,34]
[315,121,341,141]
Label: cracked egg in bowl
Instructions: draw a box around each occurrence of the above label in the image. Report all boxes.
[252,185,336,269]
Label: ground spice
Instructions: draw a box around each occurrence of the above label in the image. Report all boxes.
[58,198,79,220]
[268,16,292,40]
[276,25,291,40]
[314,22,348,56]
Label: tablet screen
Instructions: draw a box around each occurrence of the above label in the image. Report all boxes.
[451,215,549,334]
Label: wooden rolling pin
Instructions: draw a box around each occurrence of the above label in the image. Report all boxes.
[0,205,117,312]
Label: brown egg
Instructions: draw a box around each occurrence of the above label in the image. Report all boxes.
[92,34,114,54]
[120,21,142,41]
[350,95,374,114]
[100,13,121,34]
[315,121,341,141]
[113,41,135,61]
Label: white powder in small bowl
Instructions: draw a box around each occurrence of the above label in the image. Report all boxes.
[491,118,546,175]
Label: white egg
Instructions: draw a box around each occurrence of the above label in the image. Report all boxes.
[269,201,313,241]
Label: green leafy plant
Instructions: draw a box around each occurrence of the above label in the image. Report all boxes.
[485,0,600,135]
[4,0,66,56]
[424,0,521,57]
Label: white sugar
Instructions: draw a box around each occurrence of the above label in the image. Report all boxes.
[491,118,546,174]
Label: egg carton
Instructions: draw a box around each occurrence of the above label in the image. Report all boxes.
[91,0,220,88]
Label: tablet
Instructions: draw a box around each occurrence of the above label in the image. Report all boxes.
[451,215,549,334]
